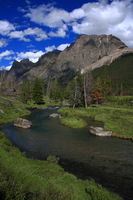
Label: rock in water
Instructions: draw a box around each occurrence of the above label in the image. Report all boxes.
[49,113,61,118]
[14,118,32,129]
[89,126,112,136]
[0,109,4,114]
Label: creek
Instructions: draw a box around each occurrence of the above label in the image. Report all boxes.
[2,108,133,200]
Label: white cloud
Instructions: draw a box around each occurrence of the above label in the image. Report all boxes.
[0,50,14,60]
[24,27,48,41]
[9,30,30,41]
[26,4,70,38]
[49,27,67,38]
[16,50,44,63]
[26,0,133,47]
[70,8,85,19]
[45,43,70,52]
[26,5,70,28]
[0,20,15,35]
[9,27,47,41]
[5,65,12,71]
[45,45,56,52]
[0,39,8,48]
[4,56,13,60]
[57,43,70,51]
[71,0,133,48]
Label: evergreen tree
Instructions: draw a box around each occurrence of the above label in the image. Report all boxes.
[32,77,44,104]
[94,77,112,97]
[50,79,63,101]
[21,80,31,103]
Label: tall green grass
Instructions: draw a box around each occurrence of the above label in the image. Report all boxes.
[60,117,87,128]
[106,96,133,105]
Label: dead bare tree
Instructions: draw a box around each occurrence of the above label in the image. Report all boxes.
[83,70,93,108]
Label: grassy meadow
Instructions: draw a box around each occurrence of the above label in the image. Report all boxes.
[0,96,30,125]
[59,100,133,139]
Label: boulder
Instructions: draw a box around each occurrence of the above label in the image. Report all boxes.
[49,113,61,118]
[14,118,32,129]
[0,109,4,114]
[129,100,133,105]
[89,126,112,136]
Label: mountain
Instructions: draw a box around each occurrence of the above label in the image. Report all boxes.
[2,34,133,94]
[6,59,35,83]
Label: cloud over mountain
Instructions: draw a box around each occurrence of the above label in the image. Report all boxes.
[1,0,133,70]
[16,50,45,63]
[26,0,133,47]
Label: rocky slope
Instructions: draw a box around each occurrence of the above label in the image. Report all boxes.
[3,34,133,89]
[6,59,35,83]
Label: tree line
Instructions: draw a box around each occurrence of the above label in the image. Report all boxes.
[21,71,113,106]
[21,77,44,104]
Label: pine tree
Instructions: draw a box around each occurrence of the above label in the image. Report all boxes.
[21,80,31,103]
[50,79,62,101]
[32,77,44,104]
[94,77,112,97]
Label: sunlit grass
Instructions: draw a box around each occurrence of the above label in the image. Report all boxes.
[60,117,87,128]
[59,105,133,138]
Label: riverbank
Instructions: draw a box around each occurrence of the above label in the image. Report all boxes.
[0,96,30,125]
[0,96,123,200]
[59,105,133,140]
[0,131,124,200]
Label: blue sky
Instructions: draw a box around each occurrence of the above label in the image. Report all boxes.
[0,0,133,70]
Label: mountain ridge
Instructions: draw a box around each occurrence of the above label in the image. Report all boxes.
[1,34,133,93]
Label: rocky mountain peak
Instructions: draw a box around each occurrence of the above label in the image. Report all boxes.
[52,34,130,74]
[67,34,126,54]
[37,50,61,65]
[20,59,32,64]
[6,59,35,83]
[5,34,133,87]
[11,59,33,71]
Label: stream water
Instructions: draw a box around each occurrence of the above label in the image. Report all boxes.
[1,108,133,200]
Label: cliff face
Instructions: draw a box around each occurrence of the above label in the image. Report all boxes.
[21,50,61,82]
[54,34,127,72]
[6,59,35,83]
[5,34,133,85]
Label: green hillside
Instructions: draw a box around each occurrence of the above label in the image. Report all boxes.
[93,53,133,95]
